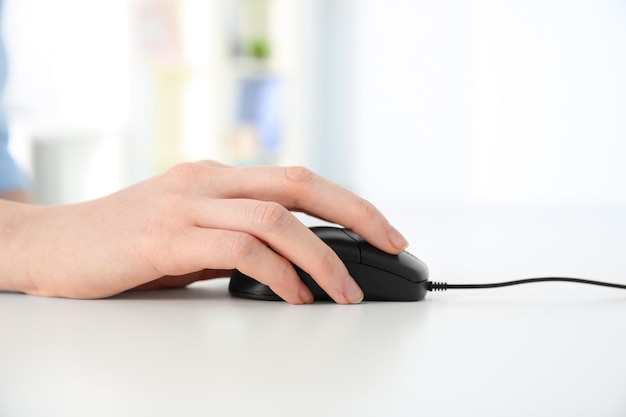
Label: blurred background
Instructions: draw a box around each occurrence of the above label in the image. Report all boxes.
[3,0,626,207]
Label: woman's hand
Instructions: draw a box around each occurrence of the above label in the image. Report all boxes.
[1,161,408,304]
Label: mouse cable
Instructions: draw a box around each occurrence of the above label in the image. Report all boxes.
[427,277,626,292]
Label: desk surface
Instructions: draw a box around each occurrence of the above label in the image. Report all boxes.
[2,203,626,417]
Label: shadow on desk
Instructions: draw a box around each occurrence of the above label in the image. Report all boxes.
[113,278,232,301]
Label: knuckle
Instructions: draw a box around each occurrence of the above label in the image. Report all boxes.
[283,166,317,187]
[227,233,260,259]
[164,162,205,189]
[318,247,342,276]
[268,259,297,289]
[197,159,230,169]
[355,197,378,222]
[249,201,290,231]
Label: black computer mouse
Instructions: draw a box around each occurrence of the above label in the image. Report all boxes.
[229,226,429,302]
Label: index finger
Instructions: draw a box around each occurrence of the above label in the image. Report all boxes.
[199,163,409,254]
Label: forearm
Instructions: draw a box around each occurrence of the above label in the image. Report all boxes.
[0,197,152,299]
[0,199,124,297]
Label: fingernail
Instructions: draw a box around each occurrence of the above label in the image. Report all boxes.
[299,285,314,304]
[388,225,409,250]
[343,275,364,304]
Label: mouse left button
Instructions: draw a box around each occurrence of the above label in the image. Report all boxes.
[310,226,361,263]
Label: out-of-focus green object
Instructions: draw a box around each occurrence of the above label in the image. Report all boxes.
[248,37,270,61]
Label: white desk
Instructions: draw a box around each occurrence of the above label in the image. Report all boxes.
[2,203,626,417]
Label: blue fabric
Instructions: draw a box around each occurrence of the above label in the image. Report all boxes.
[0,0,28,193]
[0,120,28,193]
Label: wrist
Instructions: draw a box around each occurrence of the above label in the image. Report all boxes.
[0,200,46,294]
